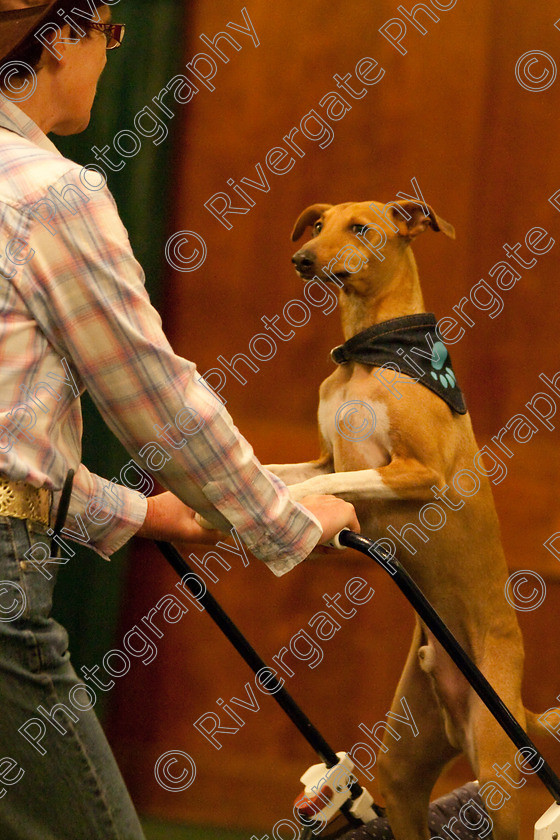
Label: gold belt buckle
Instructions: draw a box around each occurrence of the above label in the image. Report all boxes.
[0,477,51,526]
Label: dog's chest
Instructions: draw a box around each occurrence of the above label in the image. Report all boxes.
[318,390,391,468]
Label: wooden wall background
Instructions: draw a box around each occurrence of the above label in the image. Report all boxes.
[107,0,560,832]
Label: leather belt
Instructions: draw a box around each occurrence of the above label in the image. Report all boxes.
[0,476,51,526]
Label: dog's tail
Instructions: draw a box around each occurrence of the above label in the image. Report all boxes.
[525,707,560,741]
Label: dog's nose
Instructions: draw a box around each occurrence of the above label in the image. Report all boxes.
[292,249,316,271]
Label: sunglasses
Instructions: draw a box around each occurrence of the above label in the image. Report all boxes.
[87,22,126,51]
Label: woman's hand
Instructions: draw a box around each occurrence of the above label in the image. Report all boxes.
[135,491,360,555]
[299,493,360,545]
[135,492,223,544]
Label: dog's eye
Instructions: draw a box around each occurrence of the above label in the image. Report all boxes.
[312,221,323,236]
[351,224,369,236]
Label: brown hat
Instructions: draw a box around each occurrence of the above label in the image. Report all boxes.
[0,1,58,62]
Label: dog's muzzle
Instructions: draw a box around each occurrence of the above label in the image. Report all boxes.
[292,249,316,276]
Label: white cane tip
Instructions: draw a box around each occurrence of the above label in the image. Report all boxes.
[327,528,350,550]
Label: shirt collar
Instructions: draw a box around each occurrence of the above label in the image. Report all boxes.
[0,95,62,156]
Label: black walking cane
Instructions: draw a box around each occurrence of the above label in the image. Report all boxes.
[50,469,75,557]
[333,530,560,805]
[156,538,376,828]
[155,531,560,832]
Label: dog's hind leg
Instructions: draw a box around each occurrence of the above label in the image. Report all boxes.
[377,624,460,840]
[466,665,526,840]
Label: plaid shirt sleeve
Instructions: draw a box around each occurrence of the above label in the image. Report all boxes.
[11,165,322,574]
[61,463,149,560]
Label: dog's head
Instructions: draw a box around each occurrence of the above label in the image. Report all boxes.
[291,200,455,292]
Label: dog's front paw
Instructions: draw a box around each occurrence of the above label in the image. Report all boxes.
[287,482,308,502]
[287,477,329,501]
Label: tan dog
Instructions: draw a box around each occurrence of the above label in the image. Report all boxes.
[266,199,543,840]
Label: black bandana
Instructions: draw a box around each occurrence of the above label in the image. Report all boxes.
[330,313,467,415]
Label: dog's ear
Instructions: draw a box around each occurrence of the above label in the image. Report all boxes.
[390,201,455,240]
[291,204,332,241]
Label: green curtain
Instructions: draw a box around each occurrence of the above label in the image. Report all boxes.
[52,0,184,720]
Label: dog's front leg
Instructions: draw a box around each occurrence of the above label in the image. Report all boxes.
[264,453,334,486]
[287,458,442,503]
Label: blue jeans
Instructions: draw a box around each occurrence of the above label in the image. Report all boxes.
[0,516,146,840]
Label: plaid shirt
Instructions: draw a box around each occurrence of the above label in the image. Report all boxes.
[0,98,322,574]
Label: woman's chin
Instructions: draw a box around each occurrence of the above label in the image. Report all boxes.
[52,113,91,137]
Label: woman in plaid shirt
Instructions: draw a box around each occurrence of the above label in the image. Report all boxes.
[0,2,359,837]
